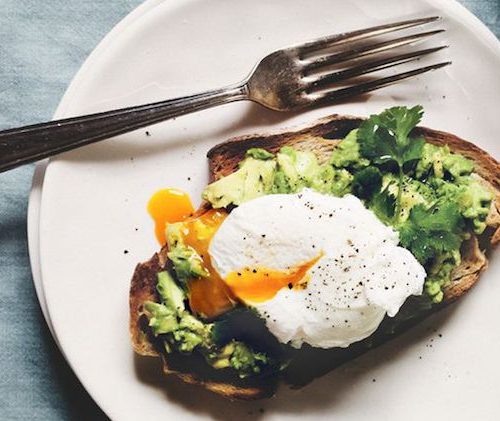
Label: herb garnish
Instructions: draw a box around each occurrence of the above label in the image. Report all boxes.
[357,105,425,222]
[399,203,464,264]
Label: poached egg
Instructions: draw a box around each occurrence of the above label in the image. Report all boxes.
[208,189,426,349]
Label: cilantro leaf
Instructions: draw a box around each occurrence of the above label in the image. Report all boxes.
[357,120,402,165]
[357,106,425,222]
[399,202,464,264]
[377,105,424,145]
[402,138,425,164]
[352,166,382,200]
[358,106,425,167]
[370,187,396,225]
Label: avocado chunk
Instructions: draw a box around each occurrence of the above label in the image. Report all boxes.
[245,148,274,160]
[381,174,436,222]
[203,144,356,207]
[425,250,461,303]
[143,272,274,376]
[330,129,370,170]
[202,157,276,208]
[144,272,212,349]
[274,147,353,196]
[273,147,321,192]
[229,342,269,374]
[144,272,183,336]
[432,176,493,234]
[416,143,474,179]
[143,301,178,335]
[166,224,209,283]
[458,178,492,234]
[157,270,185,312]
[208,341,270,376]
[145,271,208,332]
[272,169,291,193]
[310,165,353,196]
[443,153,474,179]
[415,143,448,178]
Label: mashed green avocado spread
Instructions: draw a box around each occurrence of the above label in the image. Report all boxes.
[202,106,492,303]
[144,106,493,377]
[144,271,271,377]
[165,224,209,282]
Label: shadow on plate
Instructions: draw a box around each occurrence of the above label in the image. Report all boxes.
[134,304,457,420]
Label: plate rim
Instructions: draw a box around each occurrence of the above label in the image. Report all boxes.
[27,0,166,340]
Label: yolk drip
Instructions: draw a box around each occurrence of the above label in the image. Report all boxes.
[146,188,321,318]
[147,188,194,244]
[224,254,323,303]
[148,189,234,318]
[179,209,237,318]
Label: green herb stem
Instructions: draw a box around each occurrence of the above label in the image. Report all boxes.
[394,165,404,224]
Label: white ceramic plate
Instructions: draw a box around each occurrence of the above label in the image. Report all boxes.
[27,0,165,338]
[31,0,500,420]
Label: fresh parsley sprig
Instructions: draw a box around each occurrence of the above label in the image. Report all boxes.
[357,106,425,222]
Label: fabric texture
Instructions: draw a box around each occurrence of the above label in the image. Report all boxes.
[0,1,498,419]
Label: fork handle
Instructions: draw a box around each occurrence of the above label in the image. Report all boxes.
[0,83,248,173]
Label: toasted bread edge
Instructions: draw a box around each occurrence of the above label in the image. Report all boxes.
[130,114,500,400]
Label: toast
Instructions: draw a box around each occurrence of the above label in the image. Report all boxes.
[130,114,500,400]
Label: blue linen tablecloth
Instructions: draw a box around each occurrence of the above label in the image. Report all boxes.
[0,1,498,419]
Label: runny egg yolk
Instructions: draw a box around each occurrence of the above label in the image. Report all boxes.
[224,254,323,303]
[147,188,321,318]
[147,189,235,318]
[178,209,237,318]
[147,188,194,244]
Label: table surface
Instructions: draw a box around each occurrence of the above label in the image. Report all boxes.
[0,1,499,420]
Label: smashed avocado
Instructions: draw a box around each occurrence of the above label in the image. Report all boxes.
[144,271,272,377]
[202,153,276,208]
[416,143,474,179]
[204,147,353,208]
[202,106,493,303]
[165,224,209,283]
[145,106,493,378]
[330,129,369,170]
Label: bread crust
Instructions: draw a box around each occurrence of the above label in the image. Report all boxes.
[130,114,500,399]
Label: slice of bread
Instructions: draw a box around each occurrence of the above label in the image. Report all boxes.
[130,114,500,400]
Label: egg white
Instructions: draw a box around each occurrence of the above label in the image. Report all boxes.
[209,189,426,349]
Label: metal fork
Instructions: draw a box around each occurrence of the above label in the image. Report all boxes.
[0,16,449,173]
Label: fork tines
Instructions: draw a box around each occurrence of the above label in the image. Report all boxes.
[296,16,450,102]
